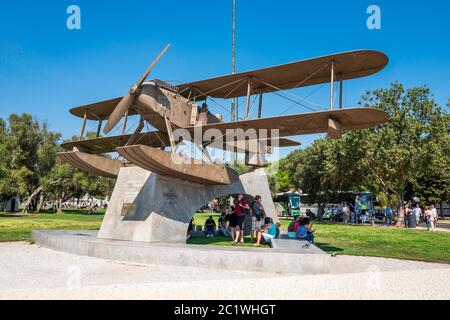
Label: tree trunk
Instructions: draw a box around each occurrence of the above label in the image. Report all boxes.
[22,186,44,214]
[22,180,61,214]
[395,192,405,227]
[317,202,325,221]
[58,198,63,213]
[54,199,61,214]
[35,192,45,213]
[56,192,65,214]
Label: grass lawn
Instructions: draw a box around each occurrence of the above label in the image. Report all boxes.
[1,210,450,264]
[308,223,450,264]
[190,212,450,264]
[0,210,104,242]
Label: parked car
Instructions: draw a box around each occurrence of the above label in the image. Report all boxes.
[374,209,385,221]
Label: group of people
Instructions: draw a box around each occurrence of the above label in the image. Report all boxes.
[200,194,282,246]
[405,203,439,231]
[287,216,315,244]
[341,200,372,224]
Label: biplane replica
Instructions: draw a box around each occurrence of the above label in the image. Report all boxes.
[59,45,389,186]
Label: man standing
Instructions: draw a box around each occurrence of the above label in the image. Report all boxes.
[250,196,265,242]
[431,204,438,229]
[234,195,250,245]
[412,204,422,227]
[385,206,392,227]
[355,196,361,224]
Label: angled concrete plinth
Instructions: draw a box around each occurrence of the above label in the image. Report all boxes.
[32,230,331,275]
[98,166,279,244]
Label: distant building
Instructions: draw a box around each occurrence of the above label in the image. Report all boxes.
[0,197,21,212]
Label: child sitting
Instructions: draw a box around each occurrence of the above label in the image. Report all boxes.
[296,217,315,244]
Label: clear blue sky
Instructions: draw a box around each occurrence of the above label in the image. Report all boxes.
[0,0,449,156]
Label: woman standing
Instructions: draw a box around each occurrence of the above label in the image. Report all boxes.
[424,206,434,231]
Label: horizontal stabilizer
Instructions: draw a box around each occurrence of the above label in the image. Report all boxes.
[61,132,170,154]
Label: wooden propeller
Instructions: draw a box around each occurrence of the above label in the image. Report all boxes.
[104,44,171,134]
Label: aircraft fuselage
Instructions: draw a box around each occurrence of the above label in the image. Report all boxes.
[134,82,221,133]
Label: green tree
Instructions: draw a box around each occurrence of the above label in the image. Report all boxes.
[350,83,450,225]
[0,114,60,212]
[0,115,115,213]
[275,83,449,225]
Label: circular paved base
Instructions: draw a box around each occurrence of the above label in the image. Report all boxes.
[32,230,331,275]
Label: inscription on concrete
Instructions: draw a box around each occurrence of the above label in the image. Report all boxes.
[163,191,178,205]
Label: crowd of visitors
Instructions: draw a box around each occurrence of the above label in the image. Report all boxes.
[189,194,318,247]
[193,194,285,246]
[187,196,442,247]
[354,201,439,231]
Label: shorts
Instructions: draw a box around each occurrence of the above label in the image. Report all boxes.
[262,233,275,243]
[228,215,237,228]
[252,216,263,231]
[236,215,246,229]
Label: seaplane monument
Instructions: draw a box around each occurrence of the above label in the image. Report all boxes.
[58,45,389,243]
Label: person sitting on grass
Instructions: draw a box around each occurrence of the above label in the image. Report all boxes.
[218,212,230,237]
[254,218,277,247]
[287,219,297,238]
[287,219,296,233]
[204,216,216,238]
[293,215,302,233]
[296,217,315,244]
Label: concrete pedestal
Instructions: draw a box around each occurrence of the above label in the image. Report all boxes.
[98,167,278,244]
[32,230,331,275]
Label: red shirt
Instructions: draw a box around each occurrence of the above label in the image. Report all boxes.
[235,199,249,217]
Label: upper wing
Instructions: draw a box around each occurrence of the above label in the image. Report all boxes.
[185,108,389,138]
[178,50,388,100]
[61,132,170,154]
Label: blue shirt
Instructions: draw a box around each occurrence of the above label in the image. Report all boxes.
[267,224,277,237]
[386,207,392,216]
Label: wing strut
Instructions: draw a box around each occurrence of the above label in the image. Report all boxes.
[245,78,252,119]
[164,117,177,151]
[126,117,145,146]
[330,59,335,111]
